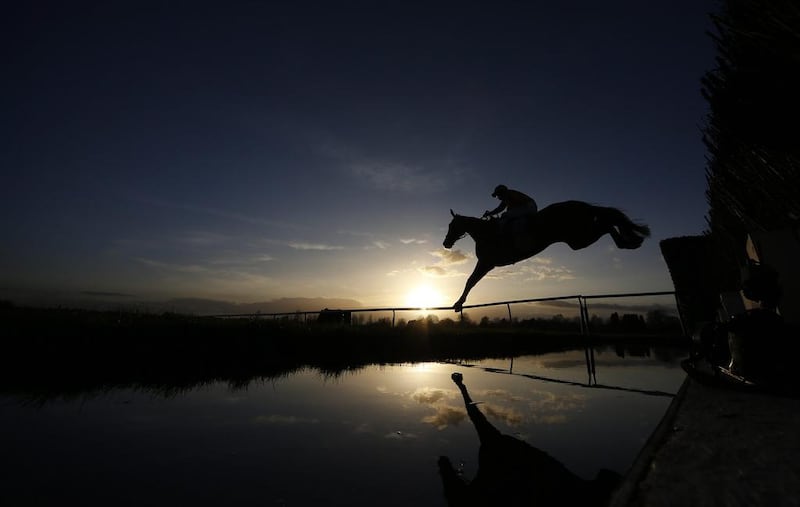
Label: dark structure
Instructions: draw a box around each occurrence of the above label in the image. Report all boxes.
[317,308,352,325]
[659,235,739,335]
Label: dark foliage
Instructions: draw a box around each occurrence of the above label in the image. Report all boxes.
[0,305,685,402]
[702,0,800,270]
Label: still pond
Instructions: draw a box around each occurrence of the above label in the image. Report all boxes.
[1,345,686,506]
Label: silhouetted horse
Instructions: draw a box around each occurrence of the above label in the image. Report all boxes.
[443,200,650,311]
[438,373,620,507]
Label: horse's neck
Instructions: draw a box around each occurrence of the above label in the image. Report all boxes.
[463,217,492,240]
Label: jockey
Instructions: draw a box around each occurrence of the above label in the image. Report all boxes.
[483,184,538,220]
[483,184,538,239]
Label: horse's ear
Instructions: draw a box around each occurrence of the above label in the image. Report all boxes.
[450,209,455,217]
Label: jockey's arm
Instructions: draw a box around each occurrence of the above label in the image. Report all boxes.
[484,202,506,217]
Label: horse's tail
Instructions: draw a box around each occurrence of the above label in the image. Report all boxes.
[598,206,650,249]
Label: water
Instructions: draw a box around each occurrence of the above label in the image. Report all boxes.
[0,345,686,506]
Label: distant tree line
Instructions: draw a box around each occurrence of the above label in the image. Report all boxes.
[703,0,800,274]
[335,308,682,335]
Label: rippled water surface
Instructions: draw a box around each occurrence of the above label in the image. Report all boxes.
[1,346,686,506]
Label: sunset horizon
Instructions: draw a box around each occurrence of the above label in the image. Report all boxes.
[4,2,714,316]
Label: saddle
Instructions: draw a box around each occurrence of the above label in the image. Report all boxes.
[491,214,538,253]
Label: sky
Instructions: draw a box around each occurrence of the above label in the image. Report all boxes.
[3,1,720,313]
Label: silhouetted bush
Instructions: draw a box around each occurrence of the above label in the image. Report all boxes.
[703,0,800,274]
[0,305,687,402]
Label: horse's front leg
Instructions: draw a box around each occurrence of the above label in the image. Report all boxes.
[453,261,493,312]
[451,372,501,444]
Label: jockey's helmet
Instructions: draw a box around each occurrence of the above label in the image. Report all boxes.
[492,184,508,197]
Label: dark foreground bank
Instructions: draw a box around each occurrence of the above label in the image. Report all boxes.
[610,359,800,506]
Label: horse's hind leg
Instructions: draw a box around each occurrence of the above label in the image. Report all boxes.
[566,226,605,250]
[606,226,624,248]
[598,207,649,249]
[610,225,645,249]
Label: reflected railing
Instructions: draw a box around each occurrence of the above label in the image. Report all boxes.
[443,346,678,399]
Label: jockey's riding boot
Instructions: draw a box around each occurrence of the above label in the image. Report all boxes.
[512,218,532,252]
[513,219,524,236]
[497,217,509,235]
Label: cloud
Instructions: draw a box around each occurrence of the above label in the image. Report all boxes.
[531,414,568,424]
[430,249,469,265]
[522,265,575,282]
[400,238,428,245]
[526,391,586,424]
[336,229,374,238]
[422,405,467,430]
[352,161,448,193]
[139,198,302,230]
[206,253,275,266]
[411,387,454,405]
[136,255,278,277]
[318,139,457,193]
[252,415,320,425]
[419,248,470,278]
[488,259,575,282]
[135,257,208,273]
[385,431,419,440]
[259,237,345,252]
[287,242,344,251]
[367,240,391,250]
[354,422,372,434]
[176,231,232,246]
[482,404,524,426]
[479,389,524,402]
[132,256,285,301]
[418,266,452,277]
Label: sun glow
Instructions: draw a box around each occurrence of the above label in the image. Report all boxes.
[405,285,444,310]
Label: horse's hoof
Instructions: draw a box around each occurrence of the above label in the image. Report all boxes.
[451,372,463,384]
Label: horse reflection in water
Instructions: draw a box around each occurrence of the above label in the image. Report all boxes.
[438,373,620,506]
[443,200,650,311]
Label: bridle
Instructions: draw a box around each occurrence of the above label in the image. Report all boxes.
[444,211,467,247]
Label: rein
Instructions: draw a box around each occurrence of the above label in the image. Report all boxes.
[447,215,491,245]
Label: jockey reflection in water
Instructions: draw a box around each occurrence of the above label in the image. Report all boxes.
[483,184,538,235]
[438,373,620,507]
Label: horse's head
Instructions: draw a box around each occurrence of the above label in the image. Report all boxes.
[443,209,467,249]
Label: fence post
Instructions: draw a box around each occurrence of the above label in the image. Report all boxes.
[212,291,679,331]
[673,293,688,337]
[578,296,591,338]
